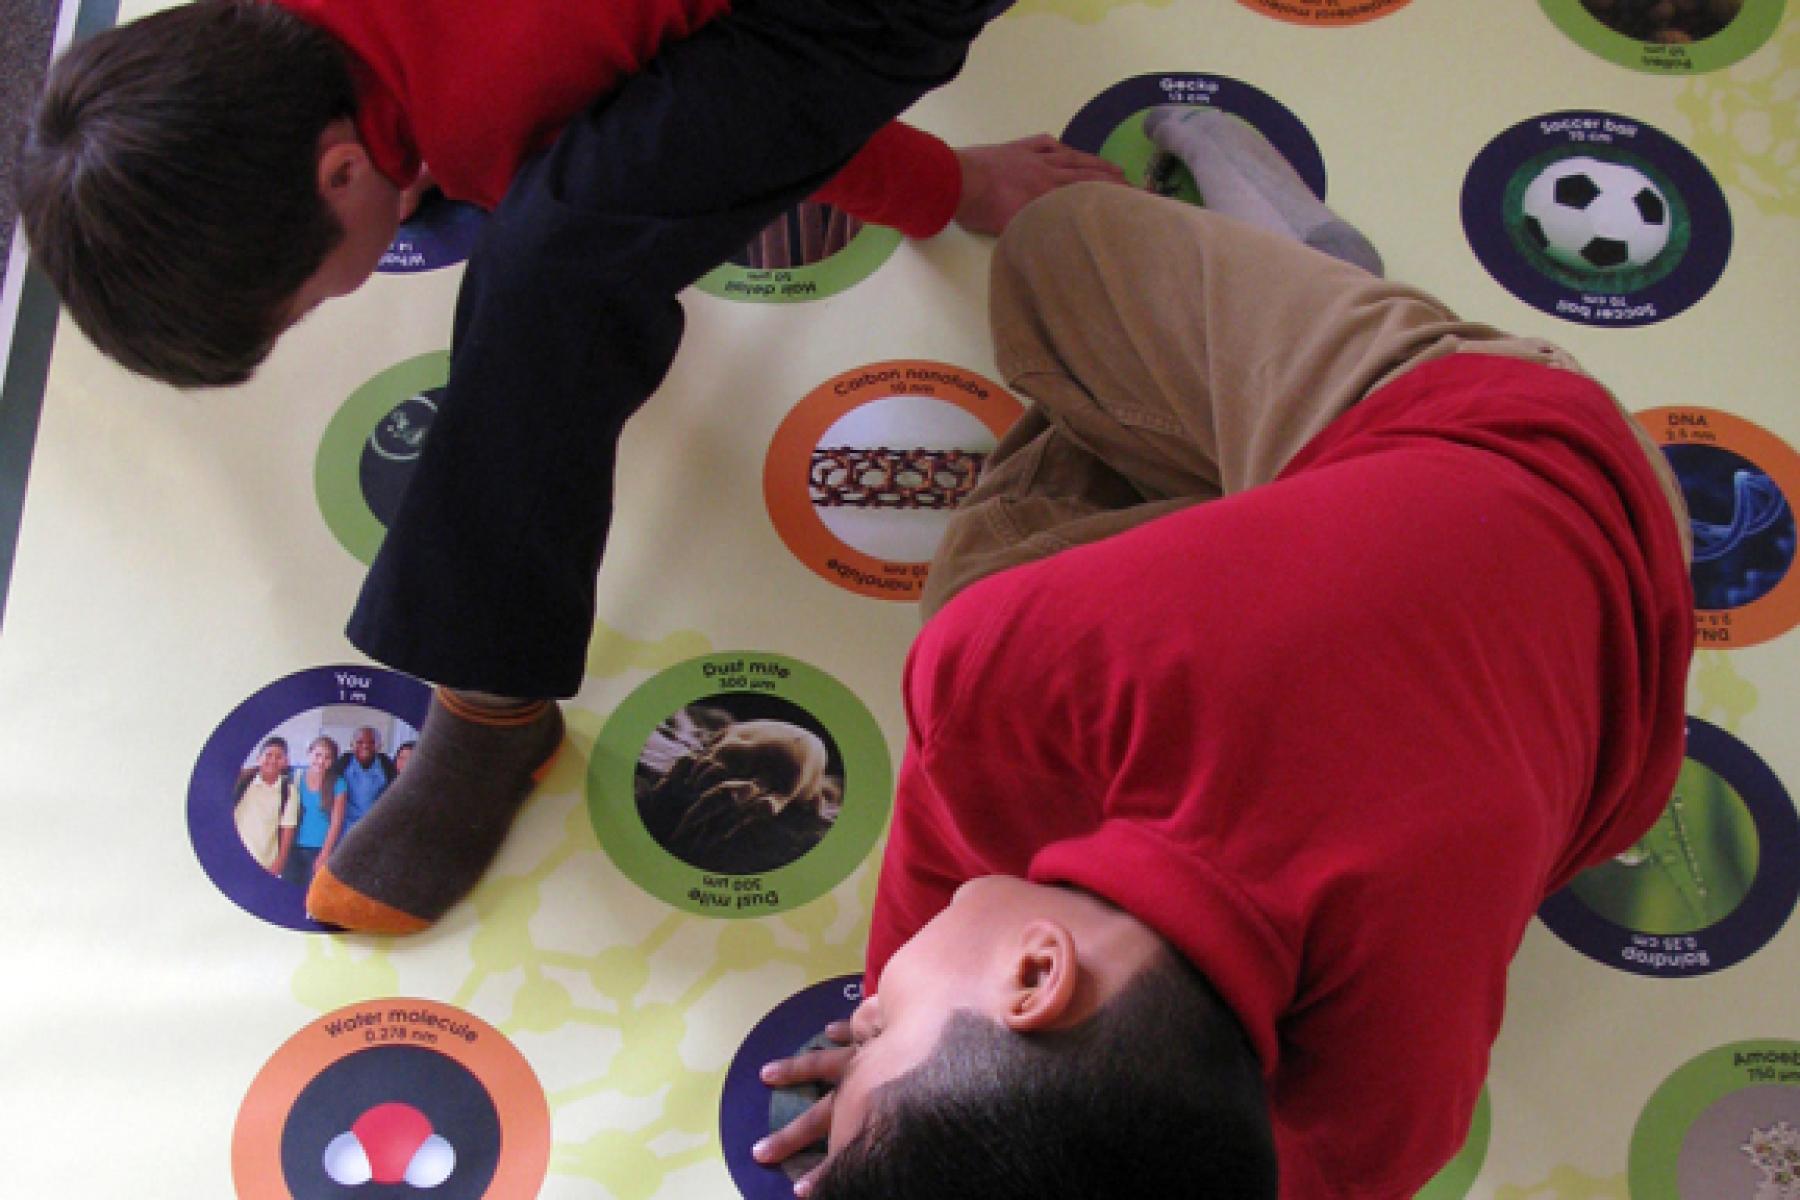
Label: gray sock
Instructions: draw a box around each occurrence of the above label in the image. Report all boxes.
[306,690,564,933]
[1142,105,1384,276]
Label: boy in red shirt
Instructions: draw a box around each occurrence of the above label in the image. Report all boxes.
[20,0,1118,933]
[754,124,1695,1198]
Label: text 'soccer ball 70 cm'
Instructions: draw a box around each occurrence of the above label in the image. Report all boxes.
[1520,155,1672,273]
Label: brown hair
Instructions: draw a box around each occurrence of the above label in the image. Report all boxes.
[812,948,1277,1200]
[18,0,356,388]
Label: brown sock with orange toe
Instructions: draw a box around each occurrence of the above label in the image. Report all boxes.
[307,689,565,934]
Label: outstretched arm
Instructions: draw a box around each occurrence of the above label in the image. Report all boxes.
[812,123,1125,238]
[952,133,1125,235]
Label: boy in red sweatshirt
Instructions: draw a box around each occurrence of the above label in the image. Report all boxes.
[754,122,1694,1198]
[20,0,1117,933]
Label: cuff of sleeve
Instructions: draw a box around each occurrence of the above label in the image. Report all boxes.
[810,122,962,239]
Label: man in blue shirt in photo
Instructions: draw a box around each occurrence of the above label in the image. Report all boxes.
[336,727,398,837]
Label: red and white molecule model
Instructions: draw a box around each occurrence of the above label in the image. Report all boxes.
[322,1103,456,1188]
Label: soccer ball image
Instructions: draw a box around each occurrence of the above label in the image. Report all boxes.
[1519,156,1673,273]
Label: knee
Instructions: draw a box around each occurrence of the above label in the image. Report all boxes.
[993,181,1118,275]
[987,181,1117,336]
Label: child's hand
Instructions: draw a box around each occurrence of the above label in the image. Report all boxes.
[953,134,1126,236]
[752,1018,854,1196]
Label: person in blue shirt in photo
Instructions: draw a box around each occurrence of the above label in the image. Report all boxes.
[334,725,399,838]
[284,735,349,886]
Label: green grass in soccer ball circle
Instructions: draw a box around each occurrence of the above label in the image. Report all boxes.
[1570,759,1760,935]
[1502,144,1694,294]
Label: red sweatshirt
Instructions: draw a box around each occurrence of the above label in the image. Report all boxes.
[870,356,1694,1199]
[273,0,962,236]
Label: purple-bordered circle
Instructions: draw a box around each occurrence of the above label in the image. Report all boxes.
[720,975,863,1199]
[1538,718,1798,978]
[1061,72,1327,199]
[187,665,430,931]
[378,192,488,275]
[1461,111,1731,328]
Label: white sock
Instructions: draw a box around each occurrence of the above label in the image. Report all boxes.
[1143,105,1384,276]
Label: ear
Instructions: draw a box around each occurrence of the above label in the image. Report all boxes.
[315,119,369,200]
[999,919,1082,1033]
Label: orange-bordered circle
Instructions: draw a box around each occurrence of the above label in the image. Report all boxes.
[1637,406,1800,650]
[233,998,549,1198]
[764,360,1020,602]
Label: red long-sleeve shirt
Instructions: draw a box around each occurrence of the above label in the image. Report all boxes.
[274,0,962,235]
[870,356,1694,1199]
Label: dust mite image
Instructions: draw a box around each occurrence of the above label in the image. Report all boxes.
[1512,152,1684,288]
[634,694,844,875]
[1667,443,1796,609]
[1581,0,1747,44]
[360,387,442,529]
[234,708,418,886]
[1572,759,1760,934]
[730,202,864,269]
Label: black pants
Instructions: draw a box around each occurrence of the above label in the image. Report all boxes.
[348,0,1005,696]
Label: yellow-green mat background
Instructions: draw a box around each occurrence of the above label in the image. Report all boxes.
[1,2,1796,1196]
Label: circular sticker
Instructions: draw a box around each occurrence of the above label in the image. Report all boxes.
[317,352,451,566]
[1538,0,1786,75]
[1417,1090,1492,1200]
[695,201,902,304]
[1462,111,1731,327]
[1061,73,1326,202]
[589,654,891,916]
[378,191,487,274]
[1639,407,1800,649]
[765,361,1019,602]
[1538,718,1800,978]
[721,979,1489,1200]
[720,976,862,1199]
[234,999,550,1199]
[1629,1040,1800,1200]
[1234,0,1412,25]
[188,666,429,931]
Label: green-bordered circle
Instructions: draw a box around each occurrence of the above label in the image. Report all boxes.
[1629,1039,1800,1199]
[693,205,902,305]
[1539,0,1785,75]
[315,351,450,565]
[588,653,891,917]
[1416,1089,1491,1200]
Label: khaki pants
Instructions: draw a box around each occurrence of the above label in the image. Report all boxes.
[922,183,1691,618]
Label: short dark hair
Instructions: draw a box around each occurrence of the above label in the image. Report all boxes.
[813,949,1277,1200]
[259,736,289,754]
[18,0,355,388]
